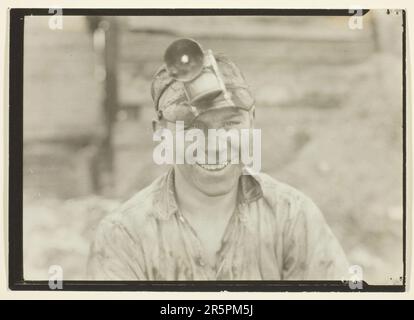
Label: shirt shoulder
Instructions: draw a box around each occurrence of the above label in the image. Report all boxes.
[251,171,325,229]
[252,173,349,279]
[87,174,170,280]
[253,172,311,211]
[94,172,168,240]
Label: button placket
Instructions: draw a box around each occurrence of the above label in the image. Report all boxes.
[176,210,214,278]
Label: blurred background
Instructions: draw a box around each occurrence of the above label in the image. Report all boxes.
[23,12,404,284]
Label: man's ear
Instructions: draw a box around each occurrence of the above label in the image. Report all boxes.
[152,118,168,135]
[152,119,158,133]
[249,106,256,126]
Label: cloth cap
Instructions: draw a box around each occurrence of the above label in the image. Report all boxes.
[151,53,255,123]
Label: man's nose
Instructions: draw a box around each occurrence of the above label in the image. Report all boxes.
[205,134,231,161]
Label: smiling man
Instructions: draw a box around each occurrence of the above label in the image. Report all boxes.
[87,39,349,280]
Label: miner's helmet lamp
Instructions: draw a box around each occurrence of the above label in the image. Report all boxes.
[164,38,225,105]
[164,38,204,81]
[152,38,255,125]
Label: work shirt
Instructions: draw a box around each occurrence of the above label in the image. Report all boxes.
[87,168,349,280]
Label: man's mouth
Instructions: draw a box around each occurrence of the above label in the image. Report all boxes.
[196,161,229,171]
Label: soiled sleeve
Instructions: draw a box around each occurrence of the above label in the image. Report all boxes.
[86,217,148,280]
[282,195,350,280]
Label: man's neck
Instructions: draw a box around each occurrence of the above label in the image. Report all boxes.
[174,168,239,221]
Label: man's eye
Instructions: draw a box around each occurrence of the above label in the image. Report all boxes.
[190,122,203,129]
[224,121,241,127]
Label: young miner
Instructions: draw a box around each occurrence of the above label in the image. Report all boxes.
[87,39,349,280]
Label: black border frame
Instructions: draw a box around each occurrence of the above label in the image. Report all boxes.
[8,8,407,292]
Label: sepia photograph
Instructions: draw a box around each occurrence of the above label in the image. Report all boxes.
[8,9,405,291]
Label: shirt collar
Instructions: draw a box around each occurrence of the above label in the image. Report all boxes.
[154,167,263,220]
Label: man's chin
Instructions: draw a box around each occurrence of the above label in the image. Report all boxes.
[194,184,236,197]
[190,163,241,196]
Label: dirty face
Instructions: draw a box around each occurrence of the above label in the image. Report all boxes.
[167,107,253,197]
